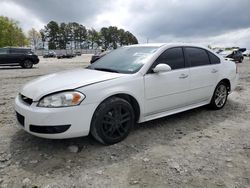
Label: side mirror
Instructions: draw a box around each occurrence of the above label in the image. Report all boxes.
[153,64,171,73]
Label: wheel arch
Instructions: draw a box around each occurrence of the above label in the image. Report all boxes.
[23,58,34,63]
[94,93,141,123]
[20,58,34,66]
[219,78,231,92]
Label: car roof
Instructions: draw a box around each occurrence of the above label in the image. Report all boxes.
[1,47,31,50]
[127,43,210,49]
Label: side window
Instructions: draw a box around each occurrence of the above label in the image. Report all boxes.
[155,47,185,70]
[10,49,24,54]
[208,51,220,64]
[10,49,17,54]
[0,49,8,54]
[185,47,210,67]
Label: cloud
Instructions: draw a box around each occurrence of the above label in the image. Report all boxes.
[123,0,250,38]
[1,0,250,48]
[6,0,112,26]
[0,1,44,32]
[151,28,250,48]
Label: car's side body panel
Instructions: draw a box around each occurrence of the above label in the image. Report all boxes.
[219,59,238,92]
[77,75,145,119]
[188,64,219,103]
[143,68,190,117]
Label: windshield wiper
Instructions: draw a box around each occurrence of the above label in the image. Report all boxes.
[93,67,119,73]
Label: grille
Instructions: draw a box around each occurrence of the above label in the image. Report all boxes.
[16,112,24,127]
[30,124,71,134]
[20,94,33,105]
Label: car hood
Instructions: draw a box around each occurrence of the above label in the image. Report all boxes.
[21,68,125,101]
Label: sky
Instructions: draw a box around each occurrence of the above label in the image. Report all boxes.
[0,0,250,48]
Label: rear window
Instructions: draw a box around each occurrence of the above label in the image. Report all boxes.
[185,47,210,67]
[208,51,220,64]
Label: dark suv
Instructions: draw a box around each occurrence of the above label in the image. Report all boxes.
[0,47,39,68]
[219,50,244,63]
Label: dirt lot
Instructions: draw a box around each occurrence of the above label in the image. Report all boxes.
[0,55,250,188]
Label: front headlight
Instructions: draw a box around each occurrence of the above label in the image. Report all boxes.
[38,91,85,108]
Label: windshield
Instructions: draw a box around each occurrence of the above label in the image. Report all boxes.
[87,46,159,74]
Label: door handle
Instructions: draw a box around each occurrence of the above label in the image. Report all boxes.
[179,74,189,79]
[211,69,218,73]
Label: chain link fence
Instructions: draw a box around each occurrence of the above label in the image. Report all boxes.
[34,49,101,56]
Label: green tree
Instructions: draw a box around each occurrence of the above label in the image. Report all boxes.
[100,27,110,50]
[40,21,138,50]
[118,29,126,46]
[0,16,28,47]
[58,22,68,49]
[28,28,41,49]
[125,31,138,45]
[108,26,119,49]
[99,26,138,49]
[87,28,100,49]
[40,29,46,49]
[44,21,60,49]
[75,24,87,49]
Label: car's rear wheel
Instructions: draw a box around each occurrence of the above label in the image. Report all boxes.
[21,59,33,69]
[209,82,228,110]
[240,57,243,63]
[91,97,135,145]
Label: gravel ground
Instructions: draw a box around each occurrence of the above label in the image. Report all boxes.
[0,55,250,188]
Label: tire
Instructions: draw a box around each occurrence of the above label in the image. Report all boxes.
[240,58,243,63]
[209,81,228,110]
[21,59,33,69]
[90,97,135,145]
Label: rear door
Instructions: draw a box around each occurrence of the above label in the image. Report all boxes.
[184,47,220,103]
[9,48,25,63]
[144,47,190,116]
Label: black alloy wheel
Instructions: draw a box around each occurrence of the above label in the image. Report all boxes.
[91,97,135,145]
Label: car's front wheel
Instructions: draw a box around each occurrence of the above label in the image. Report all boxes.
[209,82,228,110]
[91,97,135,145]
[21,59,33,69]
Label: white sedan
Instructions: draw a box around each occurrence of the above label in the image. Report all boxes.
[243,49,250,57]
[15,43,238,145]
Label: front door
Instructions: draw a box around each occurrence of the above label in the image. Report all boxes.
[144,47,190,117]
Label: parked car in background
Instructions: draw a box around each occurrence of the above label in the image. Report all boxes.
[90,50,111,64]
[0,47,39,68]
[15,43,238,145]
[75,51,81,56]
[214,49,223,54]
[243,49,250,57]
[43,51,56,58]
[238,48,246,53]
[219,50,244,63]
[57,53,76,59]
